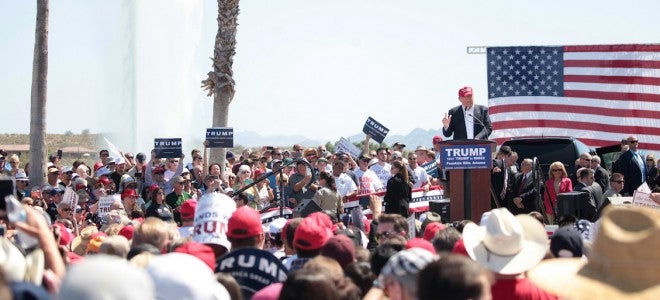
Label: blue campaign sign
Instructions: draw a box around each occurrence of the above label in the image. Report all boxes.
[362,117,389,144]
[154,138,182,158]
[206,127,233,148]
[440,145,492,170]
[420,160,440,178]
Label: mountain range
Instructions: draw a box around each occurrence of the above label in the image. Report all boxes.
[235,127,444,149]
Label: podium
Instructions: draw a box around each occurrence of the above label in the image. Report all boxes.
[438,139,496,222]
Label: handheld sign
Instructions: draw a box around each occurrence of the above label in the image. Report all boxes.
[362,117,389,144]
[206,127,234,148]
[336,137,362,159]
[440,144,492,170]
[154,138,182,158]
[420,160,440,178]
[97,194,120,220]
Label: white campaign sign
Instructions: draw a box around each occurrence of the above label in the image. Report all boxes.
[97,194,120,218]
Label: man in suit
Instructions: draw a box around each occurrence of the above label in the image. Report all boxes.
[612,136,646,196]
[510,158,541,215]
[573,167,603,221]
[590,155,610,192]
[491,146,513,208]
[442,86,493,140]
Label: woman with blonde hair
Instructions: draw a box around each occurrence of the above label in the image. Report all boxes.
[544,161,572,224]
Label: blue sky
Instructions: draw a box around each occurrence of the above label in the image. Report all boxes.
[1,0,658,152]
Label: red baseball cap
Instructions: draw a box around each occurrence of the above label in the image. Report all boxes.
[121,189,138,199]
[98,177,111,186]
[423,222,446,241]
[93,162,104,172]
[118,225,135,240]
[254,169,265,179]
[405,238,436,254]
[433,135,443,143]
[152,166,165,174]
[458,86,473,97]
[180,199,197,220]
[174,242,216,270]
[227,206,263,239]
[294,214,333,251]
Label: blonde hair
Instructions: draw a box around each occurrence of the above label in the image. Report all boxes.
[132,217,170,251]
[99,235,131,259]
[129,252,155,268]
[104,223,124,236]
[547,161,568,179]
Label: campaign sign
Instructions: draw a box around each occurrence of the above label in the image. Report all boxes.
[97,194,120,219]
[336,137,362,159]
[216,248,288,299]
[420,160,440,178]
[362,117,389,144]
[154,138,182,158]
[206,127,234,148]
[440,145,492,170]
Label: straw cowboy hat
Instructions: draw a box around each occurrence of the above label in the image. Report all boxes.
[528,206,660,299]
[462,208,548,275]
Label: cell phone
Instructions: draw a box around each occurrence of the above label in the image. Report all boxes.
[0,224,5,237]
[134,172,142,178]
[0,177,16,211]
[266,146,274,151]
[57,149,63,159]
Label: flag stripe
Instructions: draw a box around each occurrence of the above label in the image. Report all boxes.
[492,120,660,136]
[564,75,660,86]
[489,103,660,119]
[488,96,660,110]
[492,136,660,151]
[564,67,660,77]
[565,82,660,94]
[564,60,660,69]
[565,44,660,52]
[564,52,660,61]
[564,90,660,103]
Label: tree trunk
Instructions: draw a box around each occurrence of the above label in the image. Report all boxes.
[28,0,49,188]
[202,0,240,174]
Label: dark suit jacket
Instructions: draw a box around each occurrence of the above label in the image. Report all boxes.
[594,165,610,192]
[612,150,645,196]
[384,173,411,217]
[491,158,513,208]
[442,104,493,140]
[509,172,540,215]
[573,182,603,221]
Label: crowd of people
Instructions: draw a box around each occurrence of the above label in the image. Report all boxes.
[0,87,658,299]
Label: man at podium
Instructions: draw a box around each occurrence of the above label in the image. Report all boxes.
[442,86,493,140]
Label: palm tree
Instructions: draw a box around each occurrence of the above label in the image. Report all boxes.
[28,0,49,187]
[202,0,240,173]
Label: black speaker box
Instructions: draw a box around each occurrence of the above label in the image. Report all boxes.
[556,191,589,219]
[428,200,451,224]
[293,198,322,218]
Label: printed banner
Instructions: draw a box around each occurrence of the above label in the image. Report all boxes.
[362,117,389,144]
[97,194,120,219]
[206,127,234,148]
[343,187,445,215]
[154,138,182,158]
[440,144,492,170]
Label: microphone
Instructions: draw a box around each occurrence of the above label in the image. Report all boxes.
[466,113,486,129]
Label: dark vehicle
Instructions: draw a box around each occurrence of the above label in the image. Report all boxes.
[501,136,592,178]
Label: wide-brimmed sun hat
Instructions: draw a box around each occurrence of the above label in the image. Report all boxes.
[528,206,660,299]
[462,208,548,275]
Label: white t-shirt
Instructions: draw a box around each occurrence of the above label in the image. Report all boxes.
[408,165,430,189]
[333,173,358,197]
[353,168,383,194]
[370,163,392,189]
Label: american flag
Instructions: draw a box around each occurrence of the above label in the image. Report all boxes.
[487,44,660,151]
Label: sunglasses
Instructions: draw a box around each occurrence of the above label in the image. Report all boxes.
[169,160,179,163]
[552,169,562,172]
[376,231,398,240]
[125,156,134,159]
[613,180,625,183]
[630,140,639,143]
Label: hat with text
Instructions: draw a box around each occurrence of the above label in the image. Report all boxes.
[192,192,236,252]
[458,86,473,97]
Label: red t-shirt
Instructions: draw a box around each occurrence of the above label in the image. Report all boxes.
[491,278,558,300]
